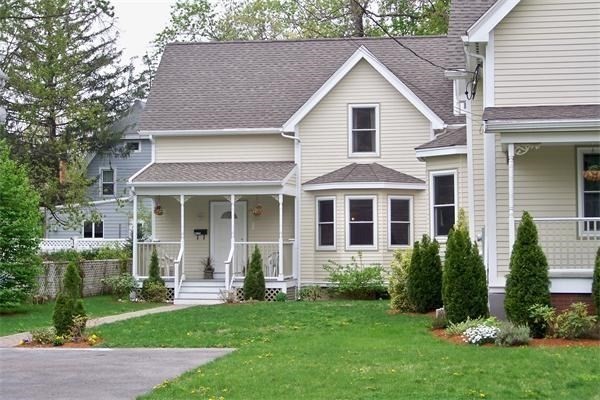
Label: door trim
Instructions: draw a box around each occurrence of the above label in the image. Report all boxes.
[209,200,248,271]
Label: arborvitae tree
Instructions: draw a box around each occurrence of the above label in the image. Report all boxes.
[442,210,488,323]
[407,235,442,313]
[504,211,551,325]
[389,249,413,312]
[592,247,600,318]
[53,261,86,335]
[244,245,265,301]
[142,247,165,300]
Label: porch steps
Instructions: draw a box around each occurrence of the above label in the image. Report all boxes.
[174,280,226,305]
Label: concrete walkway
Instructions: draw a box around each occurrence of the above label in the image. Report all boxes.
[0,304,194,348]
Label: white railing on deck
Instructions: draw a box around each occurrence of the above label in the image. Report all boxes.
[40,238,127,253]
[514,217,600,270]
[225,246,235,290]
[137,242,179,277]
[233,241,283,279]
[174,246,184,298]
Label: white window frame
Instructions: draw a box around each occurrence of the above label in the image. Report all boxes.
[429,169,458,240]
[99,167,116,197]
[576,147,600,236]
[315,196,336,250]
[126,141,141,153]
[82,220,104,239]
[345,195,378,250]
[388,195,413,249]
[348,104,380,157]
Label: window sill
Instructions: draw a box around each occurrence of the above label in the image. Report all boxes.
[348,153,380,158]
[346,245,378,251]
[315,247,337,252]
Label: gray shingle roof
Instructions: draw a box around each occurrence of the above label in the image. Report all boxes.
[133,161,295,183]
[416,126,466,150]
[483,105,600,121]
[304,163,424,185]
[140,37,464,132]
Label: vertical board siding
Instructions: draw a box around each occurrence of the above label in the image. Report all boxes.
[494,0,600,106]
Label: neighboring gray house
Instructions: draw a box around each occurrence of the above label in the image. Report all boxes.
[45,100,152,241]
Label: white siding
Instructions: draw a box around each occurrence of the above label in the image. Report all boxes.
[494,0,600,106]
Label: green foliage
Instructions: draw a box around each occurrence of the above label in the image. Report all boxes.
[442,210,488,323]
[494,322,530,347]
[323,253,386,300]
[504,212,551,325]
[42,245,131,262]
[31,327,57,345]
[52,261,86,335]
[407,236,442,313]
[142,247,166,301]
[243,245,266,301]
[299,285,323,301]
[275,291,287,302]
[528,304,555,338]
[103,273,136,300]
[388,249,413,312]
[445,317,499,337]
[593,247,600,318]
[431,314,448,330]
[0,140,42,310]
[553,303,597,340]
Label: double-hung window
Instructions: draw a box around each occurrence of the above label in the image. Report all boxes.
[431,171,457,237]
[83,220,103,238]
[316,197,336,249]
[346,196,377,249]
[101,169,115,196]
[388,196,412,247]
[349,105,379,156]
[578,148,600,233]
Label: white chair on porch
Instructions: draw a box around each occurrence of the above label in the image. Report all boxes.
[267,251,279,277]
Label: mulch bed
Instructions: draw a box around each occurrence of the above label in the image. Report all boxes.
[18,340,101,348]
[431,329,600,348]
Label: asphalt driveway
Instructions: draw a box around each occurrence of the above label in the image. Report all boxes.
[0,347,234,400]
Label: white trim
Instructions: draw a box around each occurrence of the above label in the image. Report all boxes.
[282,46,445,132]
[281,166,297,186]
[139,127,282,137]
[82,219,104,239]
[465,97,476,236]
[348,104,380,157]
[488,120,600,134]
[128,161,153,184]
[429,169,458,240]
[484,31,495,107]
[387,195,413,249]
[315,196,336,251]
[99,167,117,197]
[52,197,130,209]
[484,133,498,286]
[345,195,378,251]
[415,145,467,159]
[466,0,521,43]
[498,131,600,145]
[303,182,426,191]
[576,147,600,233]
[550,277,593,294]
[507,143,515,250]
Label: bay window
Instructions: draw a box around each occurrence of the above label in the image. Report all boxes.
[346,196,377,249]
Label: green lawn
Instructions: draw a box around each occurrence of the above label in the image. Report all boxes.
[0,295,161,336]
[95,301,600,400]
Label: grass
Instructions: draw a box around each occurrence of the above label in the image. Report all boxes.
[0,295,161,336]
[95,301,600,400]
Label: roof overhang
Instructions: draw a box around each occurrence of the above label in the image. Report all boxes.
[282,45,445,132]
[415,145,467,160]
[465,0,521,43]
[138,127,282,137]
[303,182,427,191]
[485,119,600,133]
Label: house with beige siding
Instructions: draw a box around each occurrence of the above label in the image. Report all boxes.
[128,0,599,310]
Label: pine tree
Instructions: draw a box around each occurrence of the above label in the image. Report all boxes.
[592,247,600,318]
[244,246,265,301]
[141,247,166,301]
[504,211,550,325]
[53,261,86,335]
[407,235,442,313]
[442,210,488,323]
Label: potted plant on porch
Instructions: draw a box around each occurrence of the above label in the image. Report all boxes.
[583,164,600,182]
[202,257,215,279]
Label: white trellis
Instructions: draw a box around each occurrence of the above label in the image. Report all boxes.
[40,238,128,253]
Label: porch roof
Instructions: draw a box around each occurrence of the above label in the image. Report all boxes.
[132,161,295,185]
[483,105,600,122]
[416,126,466,150]
[303,163,425,190]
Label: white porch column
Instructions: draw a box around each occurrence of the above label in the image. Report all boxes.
[508,143,515,252]
[278,193,284,280]
[228,194,235,289]
[132,193,138,278]
[180,194,185,279]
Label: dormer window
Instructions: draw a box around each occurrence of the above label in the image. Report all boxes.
[349,104,379,156]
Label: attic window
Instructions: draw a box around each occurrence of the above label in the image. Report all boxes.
[349,105,379,156]
[126,141,141,152]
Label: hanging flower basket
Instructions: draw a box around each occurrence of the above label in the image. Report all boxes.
[153,205,164,216]
[583,165,600,182]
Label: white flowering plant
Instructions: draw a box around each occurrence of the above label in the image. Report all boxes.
[462,324,500,345]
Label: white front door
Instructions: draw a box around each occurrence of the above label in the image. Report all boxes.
[210,201,247,277]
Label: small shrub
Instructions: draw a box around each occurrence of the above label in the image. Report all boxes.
[495,322,530,347]
[103,273,136,300]
[31,327,56,344]
[446,317,498,337]
[323,253,386,300]
[275,291,287,302]
[52,261,86,335]
[68,314,88,342]
[389,249,413,312]
[593,247,600,318]
[407,236,442,313]
[219,289,239,304]
[142,281,168,302]
[431,314,448,330]
[299,285,323,301]
[53,335,65,346]
[463,325,499,345]
[554,302,597,339]
[243,246,266,301]
[528,304,555,338]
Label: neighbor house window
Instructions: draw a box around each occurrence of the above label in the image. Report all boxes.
[126,141,141,152]
[101,169,115,196]
[349,105,379,156]
[578,148,600,233]
[316,197,335,249]
[431,171,456,237]
[83,220,103,238]
[346,196,376,249]
[389,196,412,247]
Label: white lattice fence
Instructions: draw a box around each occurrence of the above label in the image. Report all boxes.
[235,287,283,302]
[40,239,128,253]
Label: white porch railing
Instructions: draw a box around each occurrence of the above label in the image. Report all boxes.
[514,217,600,270]
[231,241,293,279]
[40,238,127,253]
[174,246,184,298]
[137,242,180,277]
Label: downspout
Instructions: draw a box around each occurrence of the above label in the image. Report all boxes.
[280,129,302,298]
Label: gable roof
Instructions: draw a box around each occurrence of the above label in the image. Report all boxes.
[304,163,425,190]
[140,37,463,133]
[416,126,467,150]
